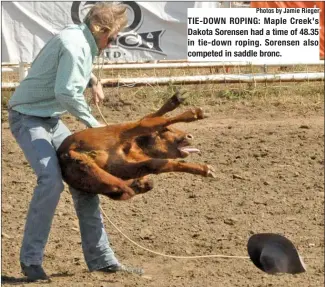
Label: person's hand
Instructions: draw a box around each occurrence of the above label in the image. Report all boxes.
[87,122,106,129]
[98,122,107,127]
[91,80,105,104]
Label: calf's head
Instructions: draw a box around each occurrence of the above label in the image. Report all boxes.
[135,125,200,159]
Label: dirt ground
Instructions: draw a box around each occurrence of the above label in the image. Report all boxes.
[1,87,324,287]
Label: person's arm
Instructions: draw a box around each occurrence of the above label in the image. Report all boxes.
[88,73,105,104]
[88,73,98,87]
[54,46,101,128]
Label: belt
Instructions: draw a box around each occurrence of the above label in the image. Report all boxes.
[9,109,53,120]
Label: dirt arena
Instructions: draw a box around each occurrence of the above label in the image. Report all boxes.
[1,85,324,286]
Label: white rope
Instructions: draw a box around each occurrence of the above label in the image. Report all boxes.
[95,102,110,126]
[94,101,249,260]
[100,205,249,260]
[91,103,315,262]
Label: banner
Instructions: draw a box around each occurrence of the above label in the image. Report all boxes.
[1,1,226,63]
[250,1,324,59]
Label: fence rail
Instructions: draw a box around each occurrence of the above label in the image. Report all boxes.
[2,60,325,72]
[2,61,324,90]
[95,61,324,70]
[100,72,324,87]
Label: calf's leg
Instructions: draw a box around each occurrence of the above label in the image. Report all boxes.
[121,108,206,139]
[124,177,154,194]
[62,150,136,200]
[113,159,216,179]
[142,90,186,119]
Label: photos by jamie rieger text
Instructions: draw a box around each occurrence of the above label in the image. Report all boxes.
[187,7,320,64]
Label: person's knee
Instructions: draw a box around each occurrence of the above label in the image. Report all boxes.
[37,172,65,194]
[71,189,100,214]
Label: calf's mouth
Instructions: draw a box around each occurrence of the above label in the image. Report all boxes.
[177,134,200,158]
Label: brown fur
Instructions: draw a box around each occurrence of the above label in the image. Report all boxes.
[57,91,215,200]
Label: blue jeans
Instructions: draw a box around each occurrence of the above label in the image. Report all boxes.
[8,110,119,271]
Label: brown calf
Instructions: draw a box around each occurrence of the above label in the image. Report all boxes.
[57,91,215,200]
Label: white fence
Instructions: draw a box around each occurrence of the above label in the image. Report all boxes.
[2,60,324,90]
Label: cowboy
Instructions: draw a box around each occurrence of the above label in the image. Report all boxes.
[8,2,143,281]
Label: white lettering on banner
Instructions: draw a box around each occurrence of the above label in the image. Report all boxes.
[187,8,320,64]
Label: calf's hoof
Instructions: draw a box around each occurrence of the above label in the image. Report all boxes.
[205,165,216,178]
[172,90,186,105]
[189,108,208,120]
[131,178,154,194]
[196,108,209,119]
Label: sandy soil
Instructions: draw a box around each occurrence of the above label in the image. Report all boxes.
[1,91,324,287]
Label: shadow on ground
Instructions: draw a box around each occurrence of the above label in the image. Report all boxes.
[1,272,74,285]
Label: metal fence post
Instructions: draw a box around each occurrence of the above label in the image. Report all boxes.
[18,62,28,81]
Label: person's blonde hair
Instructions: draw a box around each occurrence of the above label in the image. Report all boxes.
[84,2,128,38]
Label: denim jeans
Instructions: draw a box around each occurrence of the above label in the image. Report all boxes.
[8,110,119,271]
